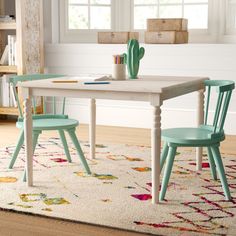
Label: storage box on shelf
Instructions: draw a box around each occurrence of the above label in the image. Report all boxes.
[98,32,139,44]
[147,18,188,32]
[145,18,189,44]
[145,31,188,44]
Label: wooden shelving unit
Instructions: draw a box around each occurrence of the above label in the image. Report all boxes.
[0,0,44,118]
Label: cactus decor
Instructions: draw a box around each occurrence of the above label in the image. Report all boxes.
[123,39,145,79]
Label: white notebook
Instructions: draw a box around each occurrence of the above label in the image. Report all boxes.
[52,75,111,83]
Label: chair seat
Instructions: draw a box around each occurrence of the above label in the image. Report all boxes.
[16,118,78,131]
[162,127,225,146]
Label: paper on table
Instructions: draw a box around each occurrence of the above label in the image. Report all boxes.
[52,75,111,83]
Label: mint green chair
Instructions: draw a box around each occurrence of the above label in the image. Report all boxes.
[8,74,91,180]
[160,80,235,201]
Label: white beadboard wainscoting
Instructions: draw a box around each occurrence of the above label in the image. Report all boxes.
[45,43,236,134]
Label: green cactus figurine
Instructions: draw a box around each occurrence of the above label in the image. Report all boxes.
[123,39,145,79]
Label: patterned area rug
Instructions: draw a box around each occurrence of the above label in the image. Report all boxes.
[0,138,236,236]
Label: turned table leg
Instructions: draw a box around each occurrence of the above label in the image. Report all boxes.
[89,98,96,159]
[197,89,204,171]
[151,105,162,204]
[24,96,33,186]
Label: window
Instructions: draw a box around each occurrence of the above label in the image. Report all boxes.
[68,0,112,30]
[59,0,114,42]
[226,0,236,34]
[132,0,208,30]
[58,0,236,43]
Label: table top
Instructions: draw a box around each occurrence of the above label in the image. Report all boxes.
[18,75,208,94]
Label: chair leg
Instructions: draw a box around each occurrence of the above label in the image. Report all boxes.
[23,131,41,182]
[160,146,177,201]
[58,130,72,163]
[8,130,24,169]
[211,145,231,200]
[23,169,26,182]
[207,147,217,180]
[67,128,91,175]
[160,142,169,172]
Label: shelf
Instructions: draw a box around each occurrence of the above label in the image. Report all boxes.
[0,105,43,116]
[0,107,18,115]
[0,21,16,30]
[0,65,17,73]
[0,1,44,117]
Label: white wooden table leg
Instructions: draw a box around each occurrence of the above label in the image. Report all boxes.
[24,97,33,186]
[197,89,204,171]
[89,99,96,159]
[151,105,161,204]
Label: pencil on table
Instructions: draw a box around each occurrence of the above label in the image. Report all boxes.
[113,55,117,64]
[117,55,121,64]
[113,54,125,64]
[52,80,78,83]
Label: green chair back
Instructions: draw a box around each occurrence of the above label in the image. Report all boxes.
[204,80,235,134]
[9,74,66,119]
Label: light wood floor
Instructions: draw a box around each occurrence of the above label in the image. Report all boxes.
[0,120,236,236]
[1,121,236,154]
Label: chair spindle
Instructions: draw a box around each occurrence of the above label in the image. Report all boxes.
[204,86,211,125]
[62,98,66,115]
[213,92,224,131]
[43,97,46,114]
[53,97,56,114]
[219,91,232,132]
[32,98,37,115]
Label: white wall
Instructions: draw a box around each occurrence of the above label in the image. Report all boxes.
[45,43,236,134]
